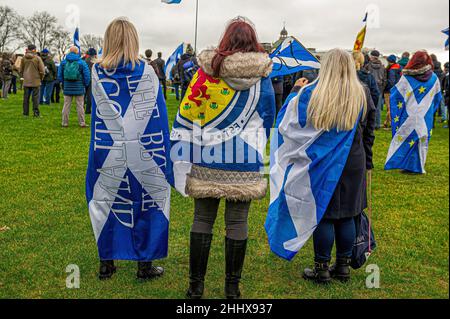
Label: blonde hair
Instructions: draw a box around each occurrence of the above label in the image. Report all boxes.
[99,17,141,70]
[352,51,365,71]
[308,48,367,131]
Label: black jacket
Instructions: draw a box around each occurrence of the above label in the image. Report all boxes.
[358,69,380,106]
[324,86,376,220]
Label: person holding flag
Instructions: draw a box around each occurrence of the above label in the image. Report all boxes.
[385,51,443,174]
[171,17,275,299]
[86,17,172,281]
[266,49,375,284]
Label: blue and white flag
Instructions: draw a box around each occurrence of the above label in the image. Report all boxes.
[73,27,81,54]
[162,0,182,4]
[265,82,360,261]
[385,74,442,174]
[170,69,275,195]
[165,43,184,80]
[270,36,320,78]
[86,61,172,261]
[443,27,449,51]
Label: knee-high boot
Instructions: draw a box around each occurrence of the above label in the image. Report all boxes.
[225,237,247,299]
[186,232,213,299]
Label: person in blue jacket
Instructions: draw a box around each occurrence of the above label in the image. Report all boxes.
[58,46,91,128]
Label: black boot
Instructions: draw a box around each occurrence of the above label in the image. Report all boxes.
[186,232,213,299]
[99,260,116,280]
[225,237,247,299]
[137,262,164,280]
[303,261,332,284]
[330,258,352,282]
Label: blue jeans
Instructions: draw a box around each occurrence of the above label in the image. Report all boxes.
[173,83,180,100]
[375,93,383,128]
[40,81,55,104]
[313,217,356,263]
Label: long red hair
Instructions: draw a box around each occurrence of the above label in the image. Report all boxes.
[405,51,434,70]
[211,18,265,77]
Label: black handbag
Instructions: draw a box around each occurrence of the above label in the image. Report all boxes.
[351,171,376,270]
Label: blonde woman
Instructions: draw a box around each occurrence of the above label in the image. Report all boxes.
[266,49,375,284]
[86,17,172,281]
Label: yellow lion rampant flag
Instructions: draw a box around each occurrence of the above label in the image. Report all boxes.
[353,13,368,52]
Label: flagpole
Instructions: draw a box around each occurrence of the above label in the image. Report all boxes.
[194,0,199,54]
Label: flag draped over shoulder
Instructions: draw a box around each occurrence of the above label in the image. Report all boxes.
[170,69,275,196]
[265,83,360,261]
[385,74,442,174]
[86,62,172,261]
[353,13,368,51]
[270,36,320,78]
[165,43,184,80]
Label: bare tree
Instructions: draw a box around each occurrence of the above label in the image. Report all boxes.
[51,28,71,62]
[0,6,23,52]
[21,11,57,51]
[80,34,103,53]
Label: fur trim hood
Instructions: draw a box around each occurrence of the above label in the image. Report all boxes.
[402,64,432,76]
[198,49,273,90]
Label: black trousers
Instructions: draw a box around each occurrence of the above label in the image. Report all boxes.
[85,83,92,114]
[23,87,40,116]
[192,198,251,241]
[52,82,61,103]
[160,79,167,99]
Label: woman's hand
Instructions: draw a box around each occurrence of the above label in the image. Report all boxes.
[295,77,309,88]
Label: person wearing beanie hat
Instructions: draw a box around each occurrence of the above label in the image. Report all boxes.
[384,54,402,129]
[40,48,57,105]
[398,52,410,70]
[367,49,386,129]
[385,50,443,174]
[83,48,98,114]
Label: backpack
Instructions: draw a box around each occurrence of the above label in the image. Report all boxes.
[64,60,81,81]
[183,60,199,84]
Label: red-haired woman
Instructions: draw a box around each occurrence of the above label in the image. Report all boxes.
[172,17,275,299]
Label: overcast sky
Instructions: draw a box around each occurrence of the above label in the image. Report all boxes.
[3,0,449,62]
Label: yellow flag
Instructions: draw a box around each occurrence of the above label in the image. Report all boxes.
[353,25,367,52]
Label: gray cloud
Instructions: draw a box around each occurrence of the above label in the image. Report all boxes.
[3,0,449,62]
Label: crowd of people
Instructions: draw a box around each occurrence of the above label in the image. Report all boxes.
[0,15,448,300]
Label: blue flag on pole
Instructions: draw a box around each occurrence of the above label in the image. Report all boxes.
[385,74,442,174]
[162,0,182,4]
[265,82,360,261]
[443,27,449,50]
[86,62,172,261]
[74,27,81,54]
[165,43,184,80]
[270,36,320,78]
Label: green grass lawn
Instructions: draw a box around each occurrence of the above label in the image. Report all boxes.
[0,89,448,299]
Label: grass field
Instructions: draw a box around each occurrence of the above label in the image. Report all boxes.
[0,89,448,299]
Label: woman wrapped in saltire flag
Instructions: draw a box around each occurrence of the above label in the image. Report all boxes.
[385,51,443,174]
[86,18,172,281]
[266,49,376,284]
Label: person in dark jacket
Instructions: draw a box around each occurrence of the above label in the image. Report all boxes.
[384,55,401,129]
[144,49,161,78]
[176,44,198,101]
[366,50,386,129]
[300,49,376,285]
[354,51,380,106]
[154,52,167,99]
[171,64,181,100]
[431,54,446,121]
[443,62,449,128]
[83,48,97,114]
[1,53,13,99]
[39,49,57,105]
[272,76,284,113]
[58,46,90,128]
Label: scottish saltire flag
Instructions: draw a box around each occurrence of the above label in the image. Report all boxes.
[270,36,320,78]
[443,27,449,50]
[165,43,184,80]
[73,27,81,54]
[162,0,182,3]
[265,82,360,261]
[170,69,275,195]
[86,61,172,261]
[385,74,442,174]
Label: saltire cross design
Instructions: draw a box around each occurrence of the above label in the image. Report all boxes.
[270,36,320,78]
[385,74,442,174]
[86,62,172,261]
[443,27,449,51]
[265,82,360,261]
[74,27,81,54]
[165,43,184,80]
